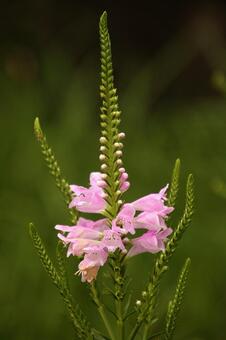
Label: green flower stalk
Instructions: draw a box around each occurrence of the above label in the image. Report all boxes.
[29,10,195,340]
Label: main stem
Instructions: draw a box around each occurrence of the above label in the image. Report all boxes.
[142,324,149,340]
[116,299,124,339]
[90,284,116,340]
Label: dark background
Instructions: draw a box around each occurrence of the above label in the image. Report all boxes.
[1,1,226,339]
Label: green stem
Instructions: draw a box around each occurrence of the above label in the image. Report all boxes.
[99,305,117,340]
[129,321,142,340]
[116,299,124,339]
[142,324,149,340]
[90,284,116,340]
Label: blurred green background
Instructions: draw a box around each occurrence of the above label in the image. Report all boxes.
[1,1,226,339]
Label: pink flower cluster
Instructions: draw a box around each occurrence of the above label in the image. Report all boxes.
[55,172,173,283]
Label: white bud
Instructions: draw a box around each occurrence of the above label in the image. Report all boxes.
[116,150,122,157]
[122,249,127,254]
[116,190,121,196]
[101,164,107,171]
[100,136,107,144]
[100,192,108,198]
[99,154,106,161]
[119,167,125,173]
[118,199,123,205]
[101,173,107,179]
[114,142,120,147]
[118,132,125,139]
[123,237,129,244]
[142,291,147,298]
[116,159,122,165]
[100,146,106,152]
[136,300,142,306]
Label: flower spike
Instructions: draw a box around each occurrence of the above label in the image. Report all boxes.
[99,11,129,218]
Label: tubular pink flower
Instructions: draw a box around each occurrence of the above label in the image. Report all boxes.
[127,227,172,257]
[102,229,126,252]
[76,217,108,232]
[77,246,108,283]
[134,212,167,231]
[129,184,174,217]
[112,204,136,235]
[69,172,107,213]
[55,224,103,257]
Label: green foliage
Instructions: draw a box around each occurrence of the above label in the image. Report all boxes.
[164,258,191,340]
[34,117,78,224]
[29,223,92,339]
[168,159,181,209]
[99,11,124,219]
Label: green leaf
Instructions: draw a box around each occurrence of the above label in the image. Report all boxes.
[164,258,191,340]
[34,117,78,224]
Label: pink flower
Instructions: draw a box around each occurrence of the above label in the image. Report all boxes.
[55,224,103,257]
[129,184,174,217]
[69,172,107,213]
[112,205,136,235]
[134,212,167,231]
[102,229,126,252]
[127,227,172,257]
[77,246,108,283]
[56,216,125,262]
[76,217,108,232]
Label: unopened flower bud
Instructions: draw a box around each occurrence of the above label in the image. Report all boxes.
[97,180,106,188]
[119,167,125,173]
[118,132,125,139]
[118,199,123,205]
[99,154,106,161]
[120,181,130,192]
[100,136,107,144]
[116,150,122,157]
[100,192,108,198]
[122,249,127,254]
[136,300,142,306]
[121,172,128,180]
[101,173,107,179]
[114,111,121,117]
[116,159,123,165]
[101,164,107,171]
[123,237,129,244]
[116,190,121,196]
[100,146,106,152]
[142,291,147,298]
[114,142,120,148]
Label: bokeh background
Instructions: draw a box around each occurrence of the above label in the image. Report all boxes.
[1,1,226,339]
